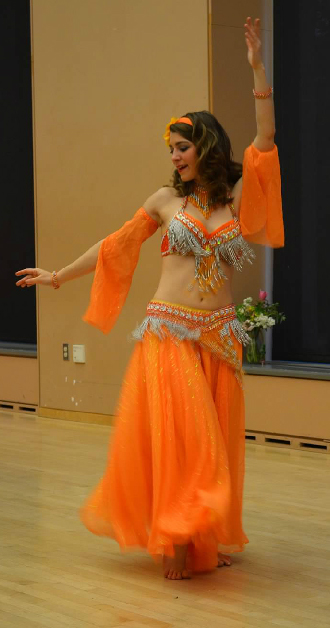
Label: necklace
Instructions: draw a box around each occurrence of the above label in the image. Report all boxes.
[187,185,217,219]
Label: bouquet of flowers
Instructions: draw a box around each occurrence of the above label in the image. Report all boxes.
[235,290,286,363]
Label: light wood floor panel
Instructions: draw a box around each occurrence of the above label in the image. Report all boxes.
[0,411,329,628]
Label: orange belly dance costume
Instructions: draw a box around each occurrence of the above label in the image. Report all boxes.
[80,143,284,572]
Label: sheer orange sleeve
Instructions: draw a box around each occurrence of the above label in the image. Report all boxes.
[240,143,284,248]
[83,207,158,334]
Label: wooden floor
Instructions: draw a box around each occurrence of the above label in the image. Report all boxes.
[1,412,330,628]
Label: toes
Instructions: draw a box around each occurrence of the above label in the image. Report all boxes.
[217,553,232,567]
[165,569,191,580]
[182,569,191,579]
[172,571,183,580]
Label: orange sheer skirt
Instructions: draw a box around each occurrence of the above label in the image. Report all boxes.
[80,301,249,573]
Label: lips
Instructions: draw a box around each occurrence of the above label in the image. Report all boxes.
[177,165,188,174]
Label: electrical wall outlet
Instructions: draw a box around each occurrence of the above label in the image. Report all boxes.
[73,345,86,364]
[63,343,69,361]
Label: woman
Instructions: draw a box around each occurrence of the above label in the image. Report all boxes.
[16,18,283,580]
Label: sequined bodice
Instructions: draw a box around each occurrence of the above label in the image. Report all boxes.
[161,211,241,257]
[161,197,255,293]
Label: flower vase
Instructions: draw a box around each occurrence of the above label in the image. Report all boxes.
[246,328,266,364]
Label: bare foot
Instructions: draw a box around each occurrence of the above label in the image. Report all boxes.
[163,545,191,580]
[217,552,232,567]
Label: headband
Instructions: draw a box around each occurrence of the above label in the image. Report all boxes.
[163,116,193,146]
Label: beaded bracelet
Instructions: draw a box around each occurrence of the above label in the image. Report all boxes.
[253,86,273,99]
[51,270,60,289]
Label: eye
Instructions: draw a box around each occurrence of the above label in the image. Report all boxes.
[169,145,189,155]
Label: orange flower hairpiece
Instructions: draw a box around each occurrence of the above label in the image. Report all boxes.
[163,116,193,146]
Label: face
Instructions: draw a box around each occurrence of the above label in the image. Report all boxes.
[169,132,198,182]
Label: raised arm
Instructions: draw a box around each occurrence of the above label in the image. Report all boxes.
[245,17,275,152]
[238,18,284,248]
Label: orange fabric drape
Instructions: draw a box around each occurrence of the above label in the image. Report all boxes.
[80,332,248,572]
[83,208,158,334]
[240,143,284,248]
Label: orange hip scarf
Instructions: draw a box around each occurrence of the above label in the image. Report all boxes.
[80,301,250,572]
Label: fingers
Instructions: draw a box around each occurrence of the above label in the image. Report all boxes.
[15,268,52,289]
[16,276,37,288]
[15,268,38,277]
[244,17,261,37]
[15,268,40,288]
[244,34,253,51]
[16,275,31,287]
[15,272,41,288]
[244,17,261,55]
[244,24,256,41]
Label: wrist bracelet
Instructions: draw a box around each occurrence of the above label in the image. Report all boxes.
[253,86,273,99]
[52,270,60,290]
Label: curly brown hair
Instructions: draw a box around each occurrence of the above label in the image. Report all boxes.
[169,111,242,205]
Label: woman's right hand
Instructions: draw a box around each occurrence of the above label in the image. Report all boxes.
[15,268,53,288]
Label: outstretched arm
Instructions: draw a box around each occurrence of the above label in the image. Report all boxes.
[83,206,158,333]
[16,196,161,290]
[245,17,275,152]
[15,239,104,289]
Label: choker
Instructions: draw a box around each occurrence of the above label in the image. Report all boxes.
[187,185,217,219]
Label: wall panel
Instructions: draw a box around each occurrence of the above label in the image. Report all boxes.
[31,0,209,415]
[0,357,38,406]
[245,374,330,441]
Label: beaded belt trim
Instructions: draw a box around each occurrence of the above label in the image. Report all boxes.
[145,300,237,331]
[132,300,250,386]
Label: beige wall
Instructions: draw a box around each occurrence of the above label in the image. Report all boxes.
[0,357,38,406]
[2,1,328,444]
[245,375,330,440]
[31,0,209,416]
[0,0,330,446]
[211,0,273,303]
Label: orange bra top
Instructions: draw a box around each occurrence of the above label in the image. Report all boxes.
[161,196,255,292]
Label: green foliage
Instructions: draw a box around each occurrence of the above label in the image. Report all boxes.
[235,295,286,331]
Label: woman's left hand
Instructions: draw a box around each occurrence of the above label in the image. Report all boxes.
[244,17,263,69]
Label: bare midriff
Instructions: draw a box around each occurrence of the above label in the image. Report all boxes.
[153,255,234,310]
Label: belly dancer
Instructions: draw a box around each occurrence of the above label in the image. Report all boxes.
[16,18,284,580]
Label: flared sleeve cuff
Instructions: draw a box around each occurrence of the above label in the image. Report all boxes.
[83,207,158,334]
[240,143,284,248]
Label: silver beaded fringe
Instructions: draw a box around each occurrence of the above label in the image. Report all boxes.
[165,214,255,293]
